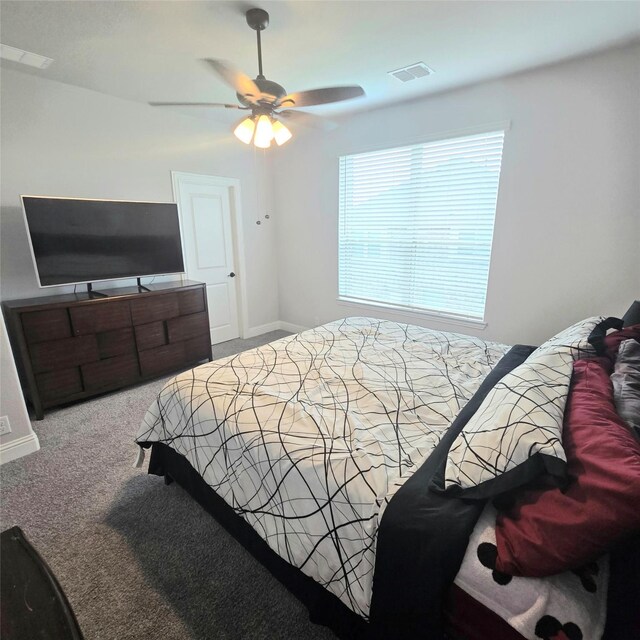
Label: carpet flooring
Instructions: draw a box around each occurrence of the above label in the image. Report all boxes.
[0,331,337,640]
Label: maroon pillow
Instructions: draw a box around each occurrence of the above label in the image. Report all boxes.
[494,357,640,577]
[603,323,640,361]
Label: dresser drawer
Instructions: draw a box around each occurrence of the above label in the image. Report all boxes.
[30,336,99,374]
[178,288,205,316]
[135,321,166,351]
[82,353,140,392]
[184,334,211,363]
[70,301,131,336]
[96,327,136,359]
[22,309,71,344]
[167,312,209,343]
[130,293,179,326]
[139,342,186,378]
[36,368,83,402]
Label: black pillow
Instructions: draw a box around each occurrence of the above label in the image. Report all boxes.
[622,301,640,328]
[587,317,624,356]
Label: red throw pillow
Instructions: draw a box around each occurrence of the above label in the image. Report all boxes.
[494,357,640,577]
[604,323,640,360]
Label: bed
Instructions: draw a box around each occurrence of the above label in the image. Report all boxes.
[135,314,640,639]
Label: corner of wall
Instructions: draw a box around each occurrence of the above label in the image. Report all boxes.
[0,314,39,465]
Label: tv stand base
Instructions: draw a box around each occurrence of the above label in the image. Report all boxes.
[86,283,108,299]
[136,277,151,293]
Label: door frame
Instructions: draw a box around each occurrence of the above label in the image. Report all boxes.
[171,171,249,340]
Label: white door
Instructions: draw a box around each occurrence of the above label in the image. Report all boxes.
[173,173,241,344]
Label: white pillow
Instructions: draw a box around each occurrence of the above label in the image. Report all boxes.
[441,317,605,498]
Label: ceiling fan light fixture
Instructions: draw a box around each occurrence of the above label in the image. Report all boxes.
[151,10,365,148]
[272,120,292,146]
[233,116,256,144]
[254,114,274,148]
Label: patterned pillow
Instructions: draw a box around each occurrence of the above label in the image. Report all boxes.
[534,316,608,358]
[439,317,605,499]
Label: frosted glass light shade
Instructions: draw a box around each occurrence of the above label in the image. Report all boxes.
[233,117,255,144]
[233,114,293,148]
[272,120,292,146]
[254,115,274,148]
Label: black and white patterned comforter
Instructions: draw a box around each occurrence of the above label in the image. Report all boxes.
[136,317,509,617]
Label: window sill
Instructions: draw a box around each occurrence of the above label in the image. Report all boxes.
[336,297,488,331]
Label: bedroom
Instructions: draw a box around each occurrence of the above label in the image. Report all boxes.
[1,1,639,639]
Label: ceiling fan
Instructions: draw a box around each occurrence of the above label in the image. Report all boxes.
[149,8,365,148]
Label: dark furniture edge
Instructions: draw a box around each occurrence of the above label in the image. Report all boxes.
[2,279,205,311]
[3,302,44,418]
[0,526,84,640]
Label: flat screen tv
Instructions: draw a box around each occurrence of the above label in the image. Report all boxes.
[21,196,185,287]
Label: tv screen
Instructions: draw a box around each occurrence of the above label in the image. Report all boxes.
[21,196,185,287]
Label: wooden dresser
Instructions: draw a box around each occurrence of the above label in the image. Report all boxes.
[3,281,212,419]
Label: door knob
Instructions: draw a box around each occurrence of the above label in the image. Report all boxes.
[228,272,236,278]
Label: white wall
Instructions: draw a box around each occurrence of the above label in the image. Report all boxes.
[0,44,637,465]
[0,314,39,464]
[0,69,279,332]
[2,43,639,351]
[272,44,640,346]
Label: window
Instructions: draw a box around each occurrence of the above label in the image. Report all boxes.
[338,129,505,322]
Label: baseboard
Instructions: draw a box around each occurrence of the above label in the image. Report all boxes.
[244,321,283,339]
[278,321,308,334]
[0,432,40,465]
[244,321,309,339]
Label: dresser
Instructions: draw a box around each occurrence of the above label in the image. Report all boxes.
[3,281,212,419]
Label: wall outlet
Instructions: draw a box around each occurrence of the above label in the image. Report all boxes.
[0,416,11,436]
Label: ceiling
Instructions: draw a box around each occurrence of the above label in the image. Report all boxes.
[2,1,639,124]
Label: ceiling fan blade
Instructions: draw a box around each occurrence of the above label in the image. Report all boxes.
[275,86,365,109]
[203,59,261,104]
[277,109,337,132]
[149,102,244,108]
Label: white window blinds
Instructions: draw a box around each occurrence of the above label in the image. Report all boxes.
[338,130,505,321]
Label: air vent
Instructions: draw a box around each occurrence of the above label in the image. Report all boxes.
[0,43,53,69]
[388,62,434,83]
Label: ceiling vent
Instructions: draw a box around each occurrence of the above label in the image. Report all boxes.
[0,43,53,69]
[388,62,434,83]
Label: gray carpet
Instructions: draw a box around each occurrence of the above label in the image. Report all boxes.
[0,331,338,640]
